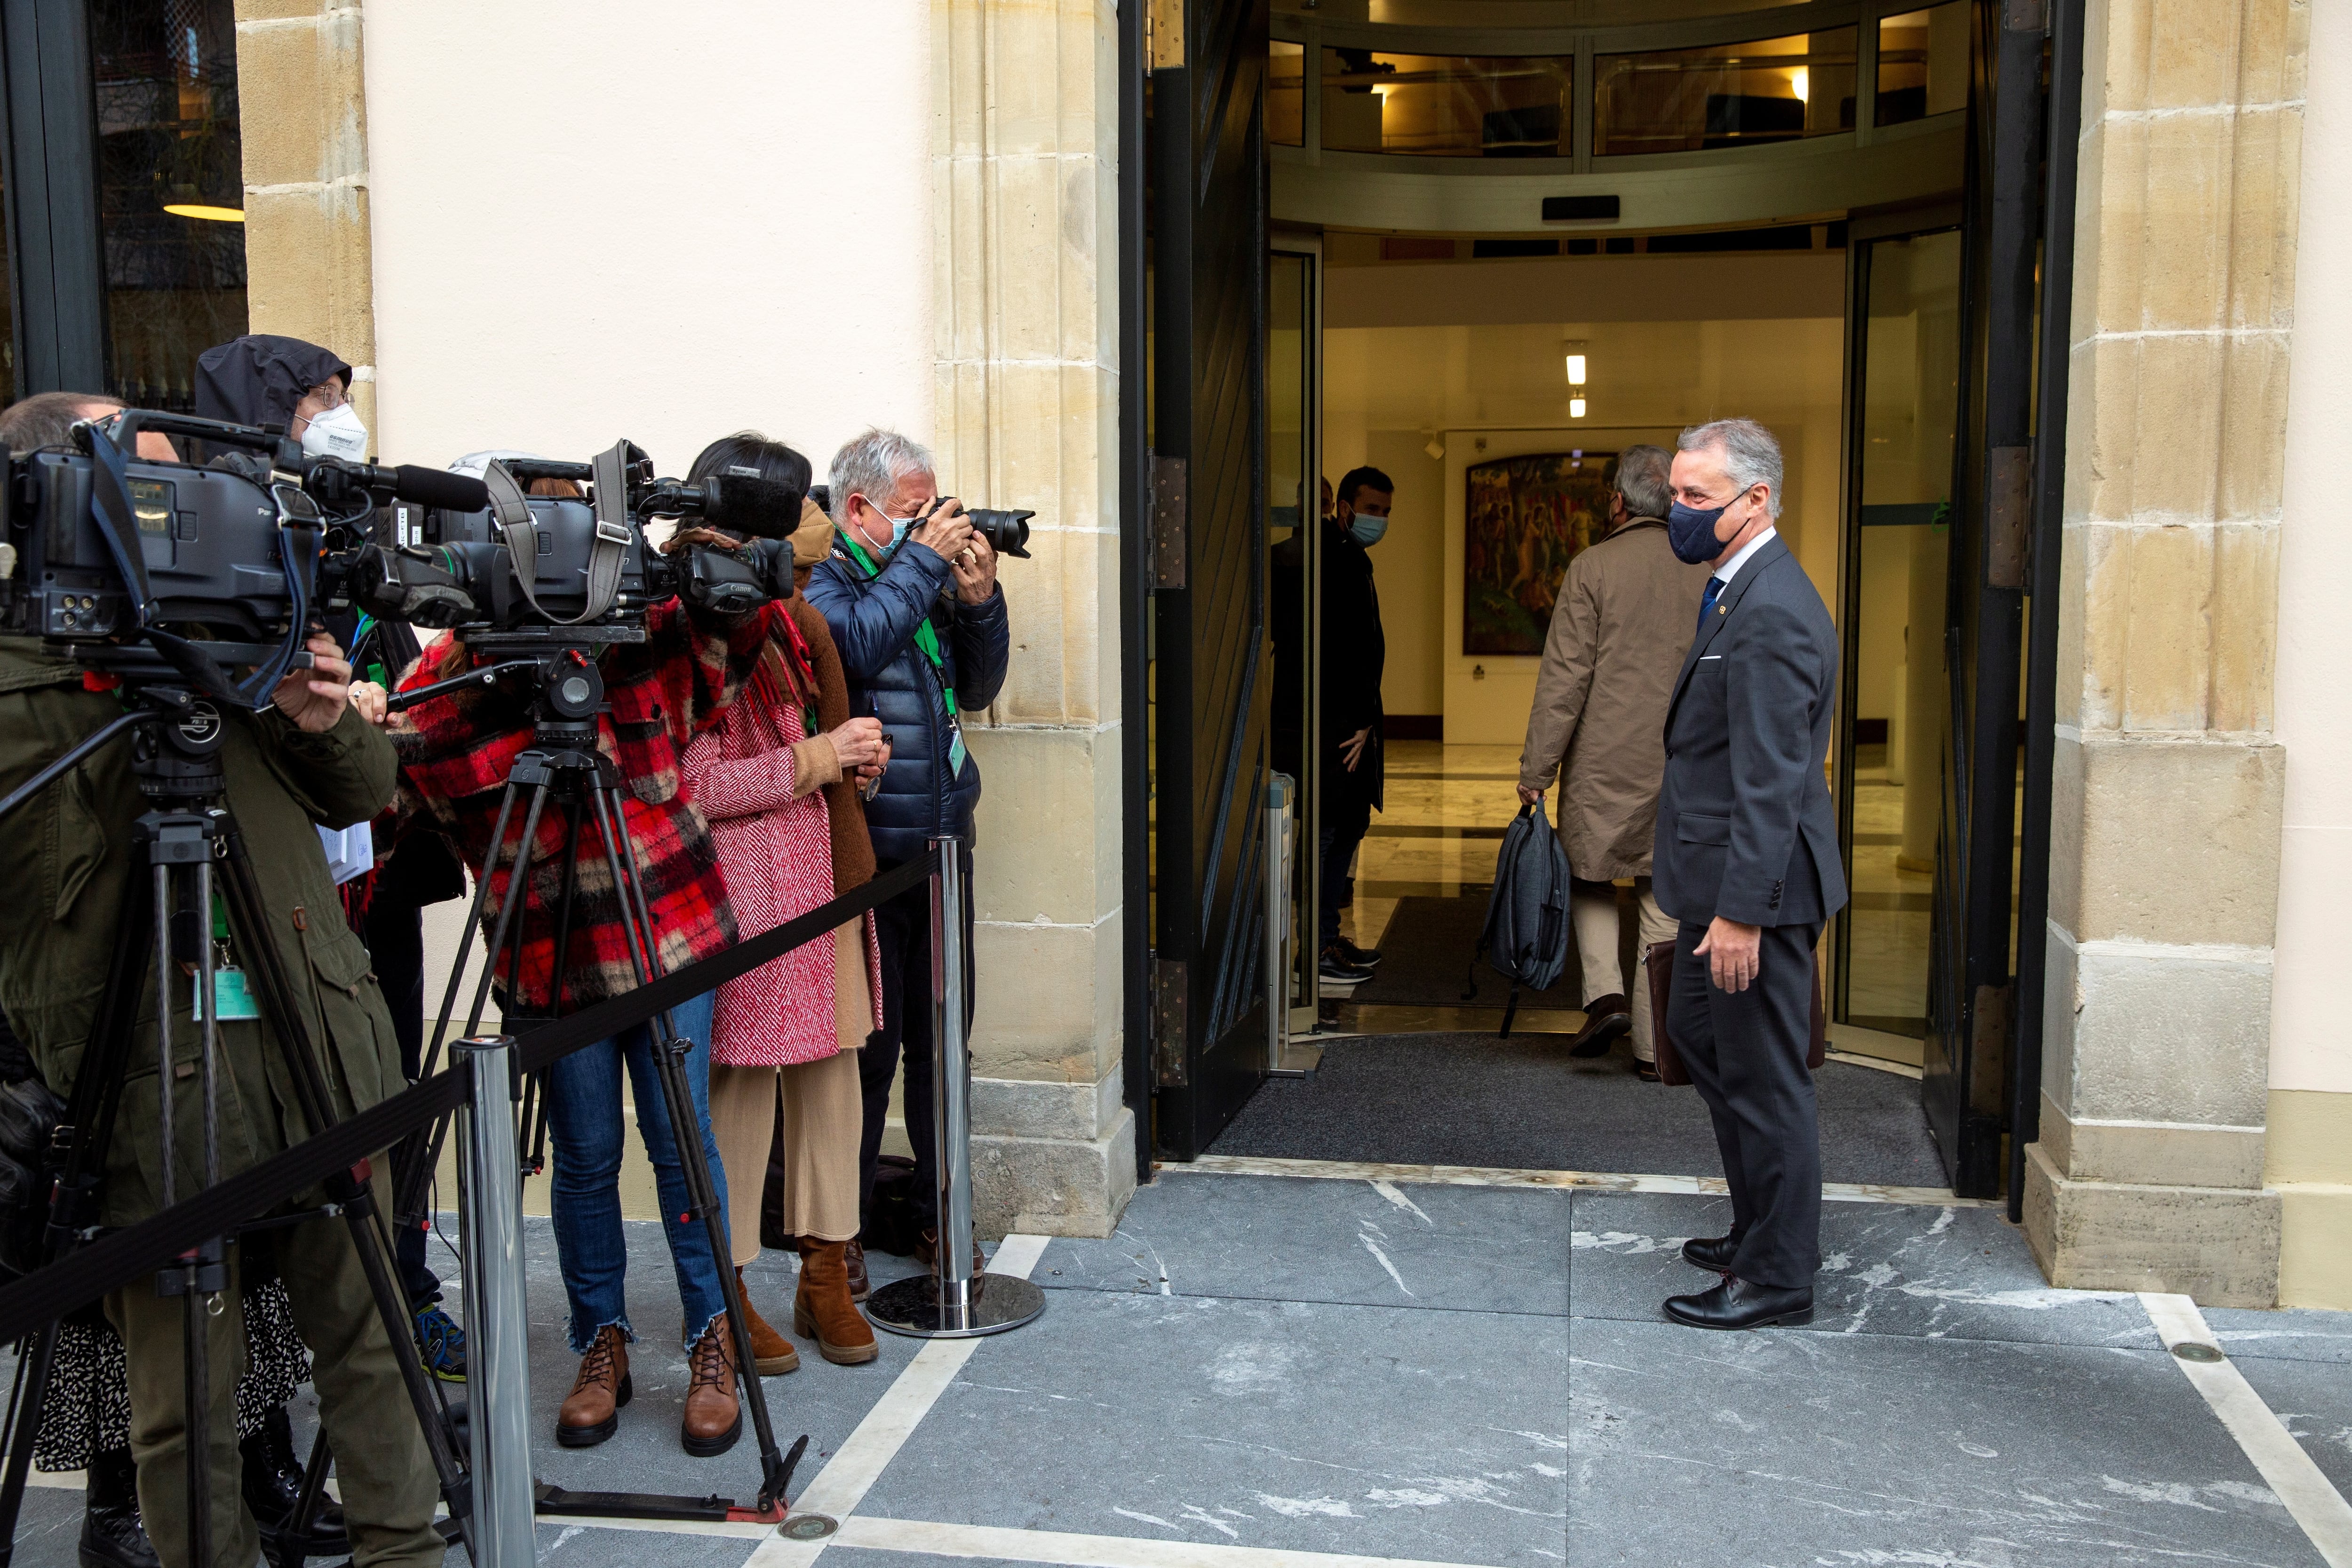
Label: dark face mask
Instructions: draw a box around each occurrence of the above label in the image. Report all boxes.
[1667,494,1740,565]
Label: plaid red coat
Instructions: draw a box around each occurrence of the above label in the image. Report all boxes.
[390,600,769,1014]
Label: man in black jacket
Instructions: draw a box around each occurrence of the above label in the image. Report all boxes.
[1652,417,1847,1331]
[806,429,1011,1272]
[1271,466,1392,985]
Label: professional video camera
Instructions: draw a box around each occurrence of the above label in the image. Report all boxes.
[363,441,804,637]
[805,483,1034,559]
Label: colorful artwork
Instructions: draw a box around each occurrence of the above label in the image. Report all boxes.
[1463,452,1616,655]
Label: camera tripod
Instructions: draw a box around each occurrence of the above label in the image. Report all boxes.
[0,661,474,1568]
[389,631,803,1521]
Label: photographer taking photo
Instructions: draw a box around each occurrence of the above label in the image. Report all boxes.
[391,467,774,1457]
[804,429,1009,1277]
[0,616,443,1568]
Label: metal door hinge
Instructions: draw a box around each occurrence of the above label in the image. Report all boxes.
[1151,454,1187,590]
[1148,0,1185,71]
[2003,0,2048,33]
[1152,957,1189,1086]
[1987,446,2031,590]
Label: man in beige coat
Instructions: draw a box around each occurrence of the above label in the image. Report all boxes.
[1517,445,1712,1076]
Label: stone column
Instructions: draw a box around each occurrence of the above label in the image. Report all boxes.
[232,0,377,436]
[2025,0,2304,1307]
[933,0,1134,1237]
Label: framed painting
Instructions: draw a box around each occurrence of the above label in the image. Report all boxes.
[1463,451,1616,655]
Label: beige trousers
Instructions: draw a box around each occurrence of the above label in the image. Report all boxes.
[1570,876,1677,1062]
[708,923,874,1262]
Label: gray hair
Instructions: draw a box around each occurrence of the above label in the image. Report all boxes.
[1677,417,1784,518]
[1611,443,1673,521]
[829,427,935,524]
[0,390,116,451]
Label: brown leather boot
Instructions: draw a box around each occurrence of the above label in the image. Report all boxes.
[845,1238,871,1304]
[737,1267,800,1375]
[556,1325,631,1448]
[794,1238,880,1364]
[680,1314,743,1457]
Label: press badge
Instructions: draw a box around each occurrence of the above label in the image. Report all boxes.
[195,968,260,1023]
[946,712,968,777]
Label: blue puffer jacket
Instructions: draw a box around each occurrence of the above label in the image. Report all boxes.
[804,538,1011,864]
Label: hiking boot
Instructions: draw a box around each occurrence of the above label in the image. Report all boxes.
[737,1266,800,1375]
[556,1324,631,1448]
[79,1446,156,1568]
[794,1239,879,1364]
[242,1404,348,1559]
[414,1304,467,1382]
[845,1238,872,1304]
[681,1314,743,1457]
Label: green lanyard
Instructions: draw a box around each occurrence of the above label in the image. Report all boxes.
[838,532,958,716]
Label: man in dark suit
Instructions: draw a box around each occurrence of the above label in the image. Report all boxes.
[1652,417,1847,1331]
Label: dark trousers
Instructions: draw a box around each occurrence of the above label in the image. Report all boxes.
[1667,918,1823,1289]
[363,896,441,1309]
[1317,788,1374,947]
[859,845,976,1232]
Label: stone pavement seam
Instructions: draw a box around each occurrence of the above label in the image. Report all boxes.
[2143,1291,2352,1567]
[831,1514,1510,1568]
[1176,1154,1992,1208]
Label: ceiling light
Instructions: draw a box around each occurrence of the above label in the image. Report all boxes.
[1424,435,1445,461]
[1565,353,1587,386]
[1791,67,1809,103]
[1569,398,1587,419]
[164,204,244,223]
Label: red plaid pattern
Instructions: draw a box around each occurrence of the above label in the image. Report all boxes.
[391,600,769,1013]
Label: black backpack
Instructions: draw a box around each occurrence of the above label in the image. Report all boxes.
[1466,800,1572,1037]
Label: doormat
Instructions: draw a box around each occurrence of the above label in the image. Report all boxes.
[1346,891,1616,1011]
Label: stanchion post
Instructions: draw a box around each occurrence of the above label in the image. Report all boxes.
[455,1034,536,1568]
[866,839,1045,1339]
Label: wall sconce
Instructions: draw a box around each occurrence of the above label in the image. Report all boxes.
[1424,434,1445,461]
[1791,67,1810,103]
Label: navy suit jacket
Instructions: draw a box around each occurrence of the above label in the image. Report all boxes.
[1652,534,1848,929]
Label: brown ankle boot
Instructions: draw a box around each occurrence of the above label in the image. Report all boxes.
[736,1267,800,1375]
[845,1238,871,1304]
[794,1238,879,1364]
[557,1324,631,1448]
[680,1313,743,1457]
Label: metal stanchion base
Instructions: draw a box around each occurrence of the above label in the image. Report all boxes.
[866,1274,1046,1338]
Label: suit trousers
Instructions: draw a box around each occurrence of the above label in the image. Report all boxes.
[1569,877,1676,1063]
[1667,918,1823,1289]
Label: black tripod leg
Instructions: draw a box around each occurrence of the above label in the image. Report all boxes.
[273,1426,335,1568]
[207,820,476,1558]
[589,786,796,1513]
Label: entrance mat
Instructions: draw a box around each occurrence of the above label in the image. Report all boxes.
[1346,891,1589,1010]
[1206,1031,1951,1189]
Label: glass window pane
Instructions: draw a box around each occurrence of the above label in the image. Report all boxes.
[92,0,247,412]
[1321,48,1570,158]
[1269,40,1304,147]
[1594,28,1859,157]
[1876,4,1968,128]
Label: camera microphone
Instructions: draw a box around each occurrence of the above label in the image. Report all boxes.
[309,457,491,513]
[696,474,803,540]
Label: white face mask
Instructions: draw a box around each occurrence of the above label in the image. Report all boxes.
[300,402,369,461]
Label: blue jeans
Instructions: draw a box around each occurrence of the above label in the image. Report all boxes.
[543,989,730,1352]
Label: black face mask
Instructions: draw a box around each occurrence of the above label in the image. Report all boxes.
[1667,495,1741,564]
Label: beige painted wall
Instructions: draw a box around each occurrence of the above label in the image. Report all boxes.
[359,1,935,471]
[2267,0,2351,1309]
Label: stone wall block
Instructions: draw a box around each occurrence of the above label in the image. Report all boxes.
[967,907,1120,1084]
[2024,1144,2280,1306]
[2040,1094,2268,1187]
[2053,523,2095,728]
[2209,520,2280,733]
[2080,116,2146,338]
[2063,943,2274,1125]
[2068,335,2134,530]
[2239,0,2304,107]
[2068,115,2114,345]
[2123,332,2224,522]
[1062,0,1111,154]
[938,153,991,366]
[990,154,1069,363]
[1057,155,1104,362]
[971,1072,1120,1141]
[242,184,374,364]
[2144,0,2247,110]
[2217,334,2292,523]
[2142,113,2233,333]
[984,0,1068,156]
[963,728,1106,927]
[2226,105,2303,331]
[237,12,367,189]
[2046,738,2086,939]
[232,0,348,25]
[2074,736,2284,946]
[935,0,989,159]
[971,1111,1136,1238]
[2117,523,2212,732]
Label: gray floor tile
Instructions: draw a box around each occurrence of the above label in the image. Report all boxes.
[1569,1314,2326,1568]
[2204,1306,2352,1366]
[3,1484,85,1568]
[1038,1171,1570,1318]
[2234,1353,2352,1500]
[856,1289,1569,1568]
[1569,1189,2161,1351]
[537,1521,763,1568]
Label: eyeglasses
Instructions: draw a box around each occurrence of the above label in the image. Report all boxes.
[304,381,348,410]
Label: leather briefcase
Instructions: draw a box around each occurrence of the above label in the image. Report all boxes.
[1644,939,1828,1088]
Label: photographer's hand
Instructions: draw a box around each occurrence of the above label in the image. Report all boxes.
[272,632,356,733]
[826,716,887,774]
[349,680,390,727]
[910,498,974,566]
[952,527,998,605]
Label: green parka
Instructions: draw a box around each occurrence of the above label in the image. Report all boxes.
[0,638,406,1226]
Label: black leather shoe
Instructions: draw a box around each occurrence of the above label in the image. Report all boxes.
[1681,1235,1739,1273]
[243,1404,348,1560]
[1664,1275,1814,1330]
[1568,995,1632,1058]
[1318,946,1373,986]
[1333,938,1383,970]
[80,1446,157,1568]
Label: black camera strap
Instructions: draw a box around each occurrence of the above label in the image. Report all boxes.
[482,451,632,626]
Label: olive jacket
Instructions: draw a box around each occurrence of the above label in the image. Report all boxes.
[1516,517,1712,881]
[0,638,406,1226]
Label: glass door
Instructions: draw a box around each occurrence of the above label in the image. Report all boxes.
[1834,225,1961,1042]
[1266,239,1322,1040]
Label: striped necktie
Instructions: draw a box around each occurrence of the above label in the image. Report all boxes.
[1697,575,1725,635]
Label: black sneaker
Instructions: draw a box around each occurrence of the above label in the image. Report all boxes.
[1332,938,1383,970]
[1319,946,1374,986]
